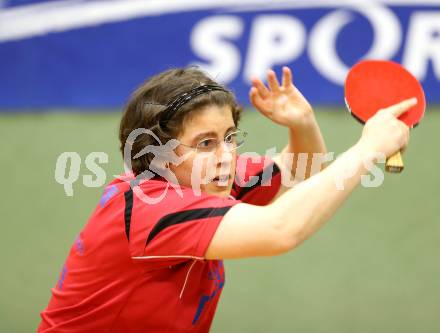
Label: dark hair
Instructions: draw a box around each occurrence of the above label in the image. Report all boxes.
[119,67,242,175]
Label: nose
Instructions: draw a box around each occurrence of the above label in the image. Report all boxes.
[215,141,233,165]
[217,141,233,156]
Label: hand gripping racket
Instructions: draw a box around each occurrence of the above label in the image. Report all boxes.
[344,60,426,173]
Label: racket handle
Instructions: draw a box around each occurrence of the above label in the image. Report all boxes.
[385,151,404,173]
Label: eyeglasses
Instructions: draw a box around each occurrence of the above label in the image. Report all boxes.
[179,129,247,153]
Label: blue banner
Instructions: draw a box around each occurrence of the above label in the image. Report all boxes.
[0,0,439,109]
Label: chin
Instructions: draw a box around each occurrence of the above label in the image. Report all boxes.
[204,184,232,198]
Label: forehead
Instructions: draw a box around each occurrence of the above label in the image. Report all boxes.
[180,104,235,137]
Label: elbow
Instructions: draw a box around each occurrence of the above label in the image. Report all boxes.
[268,215,307,256]
[271,236,296,256]
[274,229,304,255]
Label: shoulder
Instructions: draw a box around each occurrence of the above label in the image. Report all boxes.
[231,154,281,203]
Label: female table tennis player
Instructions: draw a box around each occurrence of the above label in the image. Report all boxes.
[38,66,414,332]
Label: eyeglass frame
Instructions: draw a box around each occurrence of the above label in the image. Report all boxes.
[177,128,248,153]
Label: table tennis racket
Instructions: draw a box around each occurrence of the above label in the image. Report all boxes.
[344,60,426,173]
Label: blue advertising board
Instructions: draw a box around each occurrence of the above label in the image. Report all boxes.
[0,0,439,109]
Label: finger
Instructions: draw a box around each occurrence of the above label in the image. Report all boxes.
[401,131,410,152]
[249,87,263,108]
[251,77,270,99]
[282,66,293,89]
[385,97,418,118]
[397,119,410,131]
[399,123,410,150]
[249,87,271,115]
[267,70,281,93]
[249,87,259,106]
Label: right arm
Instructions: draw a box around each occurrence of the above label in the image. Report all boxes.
[205,98,415,260]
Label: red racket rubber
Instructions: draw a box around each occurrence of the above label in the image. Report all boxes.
[345,60,426,173]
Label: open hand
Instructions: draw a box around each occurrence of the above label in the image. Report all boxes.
[249,66,313,128]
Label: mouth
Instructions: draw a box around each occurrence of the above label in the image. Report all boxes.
[212,174,231,186]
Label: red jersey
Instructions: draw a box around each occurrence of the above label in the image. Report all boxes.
[38,156,281,333]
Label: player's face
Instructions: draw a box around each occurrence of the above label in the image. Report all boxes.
[169,104,238,198]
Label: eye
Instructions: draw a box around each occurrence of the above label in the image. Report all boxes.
[225,132,237,144]
[197,138,217,150]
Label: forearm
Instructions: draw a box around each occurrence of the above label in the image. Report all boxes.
[269,142,370,251]
[279,113,327,180]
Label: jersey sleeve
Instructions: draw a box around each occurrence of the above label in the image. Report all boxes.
[126,182,239,269]
[230,154,281,206]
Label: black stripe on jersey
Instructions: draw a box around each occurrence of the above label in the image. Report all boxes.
[146,206,232,245]
[236,162,281,200]
[124,188,134,241]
